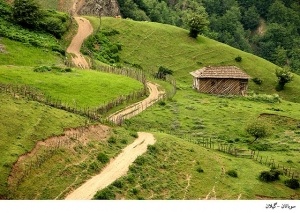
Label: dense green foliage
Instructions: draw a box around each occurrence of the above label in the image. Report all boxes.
[284,178,300,190]
[246,121,269,142]
[275,67,294,91]
[117,0,300,74]
[186,11,209,38]
[83,28,122,65]
[259,169,281,182]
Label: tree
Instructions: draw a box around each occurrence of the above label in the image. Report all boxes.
[275,66,293,91]
[187,11,209,38]
[246,121,269,143]
[12,0,42,29]
[242,5,260,30]
[155,66,173,80]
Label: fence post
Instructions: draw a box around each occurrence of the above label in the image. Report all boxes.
[265,156,268,165]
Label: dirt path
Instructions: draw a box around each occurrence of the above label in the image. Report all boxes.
[65,132,156,199]
[108,81,164,124]
[66,0,93,69]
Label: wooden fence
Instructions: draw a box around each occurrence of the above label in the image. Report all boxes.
[0,83,146,121]
[154,130,300,179]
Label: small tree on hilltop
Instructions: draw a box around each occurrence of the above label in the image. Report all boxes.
[246,121,269,143]
[187,12,209,38]
[275,66,293,91]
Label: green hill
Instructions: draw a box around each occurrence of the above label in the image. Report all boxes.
[87,17,300,103]
[1,6,300,199]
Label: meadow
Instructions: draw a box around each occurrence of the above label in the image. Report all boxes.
[1,12,299,199]
[86,17,300,103]
[94,133,299,199]
[0,65,144,109]
[0,93,87,198]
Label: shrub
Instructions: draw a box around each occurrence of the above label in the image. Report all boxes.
[235,56,242,62]
[33,65,51,72]
[252,77,262,85]
[107,136,117,144]
[246,93,281,103]
[94,188,115,200]
[112,180,124,189]
[196,167,204,173]
[158,101,166,106]
[120,139,128,144]
[284,179,300,189]
[148,145,158,155]
[249,142,271,151]
[130,132,138,138]
[97,153,109,164]
[131,188,139,195]
[89,161,99,171]
[135,156,147,166]
[226,170,238,178]
[259,169,281,182]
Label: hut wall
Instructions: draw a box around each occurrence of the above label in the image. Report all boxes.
[195,78,248,95]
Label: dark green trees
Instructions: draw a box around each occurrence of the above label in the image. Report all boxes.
[12,0,42,29]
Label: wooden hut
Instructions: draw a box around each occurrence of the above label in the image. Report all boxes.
[190,66,251,95]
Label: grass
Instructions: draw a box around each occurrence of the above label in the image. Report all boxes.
[0,65,144,109]
[0,38,63,66]
[8,127,137,199]
[86,17,300,103]
[94,132,299,199]
[0,93,87,198]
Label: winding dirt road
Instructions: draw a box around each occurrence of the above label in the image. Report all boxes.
[63,3,163,199]
[66,0,93,68]
[65,132,156,200]
[108,81,164,124]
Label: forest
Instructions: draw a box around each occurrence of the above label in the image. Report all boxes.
[117,0,300,74]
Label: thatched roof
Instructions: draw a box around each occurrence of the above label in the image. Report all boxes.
[190,66,251,79]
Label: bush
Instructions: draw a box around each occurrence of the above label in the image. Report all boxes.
[112,180,124,189]
[246,93,281,103]
[33,65,51,72]
[284,179,300,189]
[196,167,204,173]
[158,101,166,106]
[130,132,138,138]
[94,188,115,200]
[89,161,99,171]
[249,142,271,151]
[235,56,242,62]
[97,153,109,164]
[148,145,158,155]
[107,136,117,144]
[259,169,281,182]
[226,170,238,178]
[252,77,262,85]
[120,139,128,144]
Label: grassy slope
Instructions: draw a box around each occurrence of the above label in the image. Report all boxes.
[87,17,300,199]
[0,93,87,198]
[0,38,63,66]
[9,127,137,199]
[0,18,144,199]
[87,17,300,103]
[96,133,299,199]
[0,65,143,109]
